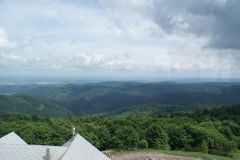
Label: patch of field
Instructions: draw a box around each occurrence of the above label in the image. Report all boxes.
[160,150,235,160]
[110,150,240,160]
[112,152,201,160]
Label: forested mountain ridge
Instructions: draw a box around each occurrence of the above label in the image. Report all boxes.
[28,82,240,115]
[0,82,240,158]
[0,94,72,117]
[0,82,240,116]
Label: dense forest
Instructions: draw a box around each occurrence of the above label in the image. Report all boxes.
[0,105,239,158]
[0,94,71,117]
[0,82,240,158]
[1,82,240,116]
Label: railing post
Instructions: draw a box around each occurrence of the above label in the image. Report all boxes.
[46,148,51,160]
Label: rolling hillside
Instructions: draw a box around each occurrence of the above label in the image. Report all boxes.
[29,82,240,115]
[1,82,240,116]
[0,94,72,117]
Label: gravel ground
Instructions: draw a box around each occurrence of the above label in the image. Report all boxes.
[112,152,202,160]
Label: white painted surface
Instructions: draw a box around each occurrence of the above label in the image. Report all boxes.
[61,134,111,160]
[0,132,27,145]
[0,132,110,160]
[0,144,67,160]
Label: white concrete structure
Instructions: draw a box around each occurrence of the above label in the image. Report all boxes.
[0,132,111,160]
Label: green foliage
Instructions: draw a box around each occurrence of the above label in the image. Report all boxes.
[168,125,190,150]
[0,94,72,117]
[146,125,170,150]
[112,126,140,149]
[0,105,239,158]
[139,139,148,148]
[2,82,240,116]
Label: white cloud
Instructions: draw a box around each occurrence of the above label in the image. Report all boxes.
[0,27,15,48]
[0,0,239,78]
[213,0,227,7]
[101,0,153,11]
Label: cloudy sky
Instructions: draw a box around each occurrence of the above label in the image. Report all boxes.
[0,0,240,79]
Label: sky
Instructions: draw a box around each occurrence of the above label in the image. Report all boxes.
[0,0,240,80]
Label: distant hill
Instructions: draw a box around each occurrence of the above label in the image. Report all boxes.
[0,82,240,116]
[26,82,240,115]
[0,94,72,117]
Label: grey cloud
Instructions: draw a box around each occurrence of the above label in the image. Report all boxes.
[152,0,240,49]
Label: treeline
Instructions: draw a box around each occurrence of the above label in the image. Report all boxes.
[0,105,240,157]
